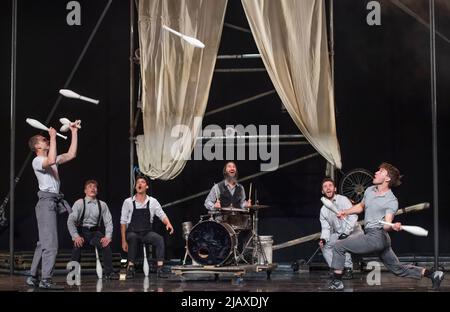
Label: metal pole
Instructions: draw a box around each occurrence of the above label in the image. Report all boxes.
[429,0,439,270]
[328,0,336,180]
[130,0,136,196]
[9,0,18,275]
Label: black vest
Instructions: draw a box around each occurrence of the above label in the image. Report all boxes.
[127,200,152,232]
[218,181,244,208]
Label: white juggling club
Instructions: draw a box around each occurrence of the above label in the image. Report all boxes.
[378,221,428,237]
[320,197,353,227]
[143,245,149,277]
[162,25,205,48]
[26,118,67,140]
[95,247,103,279]
[59,118,81,132]
[59,89,99,104]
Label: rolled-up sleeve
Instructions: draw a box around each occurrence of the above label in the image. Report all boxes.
[101,202,113,239]
[120,199,131,225]
[152,198,167,222]
[205,185,218,211]
[320,208,331,241]
[67,199,82,240]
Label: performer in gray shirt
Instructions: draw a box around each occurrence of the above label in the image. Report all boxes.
[26,124,78,290]
[67,180,119,280]
[329,163,444,290]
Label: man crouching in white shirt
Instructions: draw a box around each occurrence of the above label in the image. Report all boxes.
[319,178,361,279]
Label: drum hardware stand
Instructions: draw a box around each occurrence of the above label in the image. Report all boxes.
[236,194,269,265]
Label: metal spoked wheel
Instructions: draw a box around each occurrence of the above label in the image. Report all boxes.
[339,168,373,203]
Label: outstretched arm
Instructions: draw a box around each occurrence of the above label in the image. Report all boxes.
[337,202,365,219]
[42,128,57,169]
[59,122,79,164]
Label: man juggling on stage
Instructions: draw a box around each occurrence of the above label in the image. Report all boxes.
[26,123,78,289]
[329,163,444,290]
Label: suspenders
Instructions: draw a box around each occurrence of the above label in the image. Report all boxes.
[77,198,102,228]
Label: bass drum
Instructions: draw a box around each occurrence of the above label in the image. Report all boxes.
[187,220,237,266]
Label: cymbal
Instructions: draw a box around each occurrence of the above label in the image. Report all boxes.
[248,204,270,209]
[220,207,248,213]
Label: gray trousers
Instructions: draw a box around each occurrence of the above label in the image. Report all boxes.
[321,233,353,269]
[331,228,423,279]
[30,191,69,279]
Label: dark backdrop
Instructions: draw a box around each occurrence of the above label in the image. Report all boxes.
[1,0,449,263]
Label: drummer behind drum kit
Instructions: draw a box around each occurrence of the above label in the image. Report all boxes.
[181,201,272,267]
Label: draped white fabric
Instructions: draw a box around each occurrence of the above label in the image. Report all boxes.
[136,0,228,180]
[242,0,342,168]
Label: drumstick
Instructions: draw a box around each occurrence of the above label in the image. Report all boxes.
[248,183,252,202]
[26,118,67,140]
[378,221,428,237]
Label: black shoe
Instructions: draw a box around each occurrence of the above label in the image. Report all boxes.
[157,268,169,279]
[26,276,39,287]
[39,279,64,290]
[126,266,135,279]
[343,268,353,280]
[430,271,444,290]
[328,278,344,291]
[104,272,120,280]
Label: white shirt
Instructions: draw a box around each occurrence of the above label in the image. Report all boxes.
[319,194,357,241]
[32,155,61,193]
[120,195,167,227]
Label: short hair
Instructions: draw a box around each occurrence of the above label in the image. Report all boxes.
[222,161,238,179]
[84,179,98,189]
[28,135,42,152]
[379,162,402,188]
[135,174,150,186]
[321,177,336,188]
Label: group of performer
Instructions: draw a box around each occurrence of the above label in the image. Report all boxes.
[25,125,445,290]
[26,125,173,289]
[318,165,445,290]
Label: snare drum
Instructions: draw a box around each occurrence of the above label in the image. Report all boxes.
[219,207,252,231]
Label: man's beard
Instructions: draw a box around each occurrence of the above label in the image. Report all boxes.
[225,173,237,183]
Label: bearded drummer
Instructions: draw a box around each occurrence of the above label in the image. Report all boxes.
[204,161,252,211]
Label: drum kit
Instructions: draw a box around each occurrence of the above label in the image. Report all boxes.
[182,204,271,267]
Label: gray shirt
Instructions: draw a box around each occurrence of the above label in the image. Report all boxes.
[362,185,398,229]
[320,194,357,240]
[67,197,113,240]
[120,195,167,227]
[204,181,247,211]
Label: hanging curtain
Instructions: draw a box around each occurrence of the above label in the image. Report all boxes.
[136,0,228,179]
[242,0,342,168]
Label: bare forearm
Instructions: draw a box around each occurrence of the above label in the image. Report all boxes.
[162,217,172,227]
[121,224,127,242]
[47,137,57,164]
[66,130,78,159]
[345,203,364,215]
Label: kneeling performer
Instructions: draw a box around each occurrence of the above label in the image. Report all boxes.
[319,178,360,279]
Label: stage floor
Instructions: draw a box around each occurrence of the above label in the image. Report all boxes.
[0,270,448,292]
